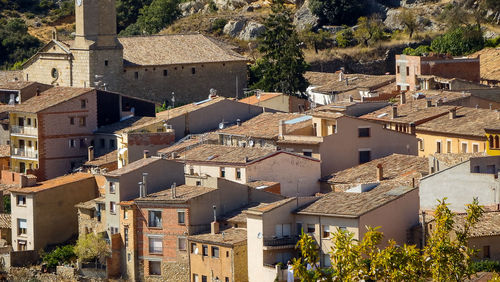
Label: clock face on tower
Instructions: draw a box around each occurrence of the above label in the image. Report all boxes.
[76,0,82,6]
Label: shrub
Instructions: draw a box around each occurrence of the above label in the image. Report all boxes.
[403,45,432,56]
[485,36,500,48]
[471,260,500,272]
[430,25,484,56]
[211,18,227,35]
[42,245,76,269]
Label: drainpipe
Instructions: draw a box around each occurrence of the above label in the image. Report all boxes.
[319,215,322,268]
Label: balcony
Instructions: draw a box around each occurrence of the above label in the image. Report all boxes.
[12,148,38,160]
[263,236,299,249]
[11,125,38,137]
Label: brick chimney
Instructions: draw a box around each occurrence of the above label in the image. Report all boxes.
[426,99,432,108]
[143,150,149,159]
[211,205,219,234]
[449,108,457,119]
[349,96,354,102]
[376,163,383,181]
[391,106,398,119]
[409,123,416,135]
[88,146,94,162]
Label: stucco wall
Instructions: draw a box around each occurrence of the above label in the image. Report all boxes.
[416,131,486,157]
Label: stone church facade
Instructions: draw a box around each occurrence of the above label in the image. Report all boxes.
[22,0,248,104]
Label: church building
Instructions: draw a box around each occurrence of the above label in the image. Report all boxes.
[22,0,249,104]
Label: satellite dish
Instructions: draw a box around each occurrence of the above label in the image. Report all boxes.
[15,95,19,103]
[249,140,254,147]
[219,122,225,130]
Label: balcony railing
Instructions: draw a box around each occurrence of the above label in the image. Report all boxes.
[263,236,299,247]
[12,148,38,159]
[11,125,38,136]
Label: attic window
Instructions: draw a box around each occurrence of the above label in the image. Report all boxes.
[104,60,109,66]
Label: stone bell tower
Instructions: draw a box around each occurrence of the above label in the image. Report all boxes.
[70,0,123,90]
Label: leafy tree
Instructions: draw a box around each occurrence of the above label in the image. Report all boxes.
[430,25,484,56]
[116,0,152,33]
[292,198,484,281]
[250,0,309,96]
[298,29,332,54]
[398,8,419,39]
[0,18,42,70]
[309,0,364,26]
[42,245,76,268]
[336,27,355,48]
[74,233,110,264]
[120,0,180,35]
[403,45,432,56]
[353,16,384,46]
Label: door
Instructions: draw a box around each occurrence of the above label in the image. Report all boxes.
[19,162,26,173]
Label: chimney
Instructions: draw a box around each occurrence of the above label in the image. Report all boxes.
[142,173,148,197]
[426,99,432,108]
[345,77,349,86]
[171,182,177,199]
[88,146,94,162]
[36,87,41,96]
[236,119,241,126]
[143,150,149,159]
[436,99,443,106]
[490,103,493,110]
[400,93,406,105]
[349,96,354,102]
[449,108,456,119]
[211,205,219,234]
[138,182,144,197]
[278,120,286,138]
[376,163,383,181]
[409,122,416,135]
[391,106,398,119]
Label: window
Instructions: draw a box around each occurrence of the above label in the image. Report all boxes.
[124,210,128,219]
[296,222,303,234]
[17,195,26,206]
[202,245,208,256]
[461,142,468,153]
[193,274,199,282]
[397,65,400,74]
[124,227,129,248]
[220,167,225,178]
[358,127,370,137]
[436,141,442,153]
[447,140,452,153]
[178,237,186,251]
[418,138,424,151]
[18,240,27,251]
[303,149,312,157]
[307,224,315,234]
[236,168,241,179]
[109,139,116,149]
[484,245,490,259]
[191,67,196,74]
[163,70,168,76]
[128,253,131,261]
[406,66,410,75]
[80,138,86,148]
[359,150,371,164]
[178,211,185,225]
[322,225,330,238]
[196,181,201,186]
[473,143,479,153]
[149,261,161,275]
[110,201,116,214]
[486,165,496,174]
[202,276,207,282]
[18,219,27,235]
[275,224,291,237]
[109,182,116,193]
[191,243,198,254]
[26,118,31,126]
[225,278,229,282]
[104,60,109,66]
[81,99,87,109]
[149,237,163,254]
[134,72,139,79]
[212,246,219,258]
[79,116,86,127]
[69,139,75,148]
[149,211,162,228]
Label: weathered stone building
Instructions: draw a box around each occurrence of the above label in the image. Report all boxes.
[22,0,249,104]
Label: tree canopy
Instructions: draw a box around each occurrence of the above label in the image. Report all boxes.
[309,0,364,26]
[249,0,309,96]
[119,0,180,35]
[74,233,110,264]
[0,18,42,70]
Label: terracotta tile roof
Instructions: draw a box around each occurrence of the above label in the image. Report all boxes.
[309,111,344,120]
[104,157,161,177]
[156,96,226,120]
[188,228,247,246]
[239,93,282,105]
[85,150,118,167]
[136,185,216,202]
[0,81,38,91]
[417,107,500,137]
[118,34,248,66]
[0,71,23,84]
[95,116,158,134]
[246,180,280,189]
[246,198,296,214]
[12,87,93,113]
[175,144,275,165]
[218,112,312,139]
[314,101,357,112]
[306,72,395,94]
[10,172,94,194]
[0,213,10,229]
[326,154,428,191]
[75,196,105,210]
[0,145,10,157]
[472,48,500,82]
[158,133,218,156]
[430,152,487,167]
[297,182,416,217]
[453,211,500,237]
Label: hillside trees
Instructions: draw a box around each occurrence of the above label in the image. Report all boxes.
[353,16,384,46]
[0,18,42,70]
[292,198,484,281]
[309,0,364,26]
[116,0,153,33]
[398,8,419,39]
[120,0,180,35]
[250,0,309,96]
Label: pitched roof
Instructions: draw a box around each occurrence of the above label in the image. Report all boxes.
[118,34,248,66]
[156,96,226,120]
[0,71,23,85]
[12,87,93,113]
[0,81,38,91]
[10,172,94,194]
[429,152,487,167]
[306,72,395,94]
[246,198,296,214]
[175,144,275,165]
[297,182,416,217]
[472,47,500,82]
[104,157,161,177]
[326,154,428,191]
[95,116,157,134]
[75,196,105,210]
[136,185,216,203]
[188,228,247,246]
[218,112,312,139]
[239,93,282,105]
[84,150,118,167]
[417,107,500,137]
[158,133,219,156]
[452,211,500,238]
[0,214,10,229]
